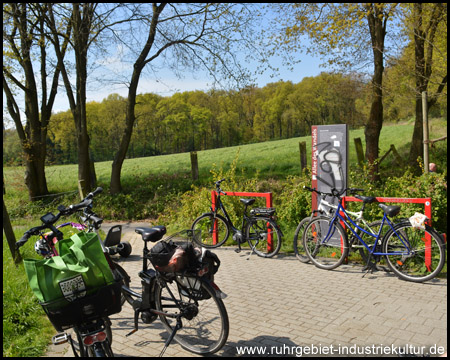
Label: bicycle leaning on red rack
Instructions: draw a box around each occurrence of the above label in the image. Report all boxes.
[301,187,446,283]
[191,178,283,258]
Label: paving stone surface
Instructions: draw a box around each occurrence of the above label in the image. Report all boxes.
[45,221,447,357]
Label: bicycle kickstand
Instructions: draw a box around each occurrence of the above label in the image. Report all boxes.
[246,242,258,260]
[126,307,141,337]
[159,316,182,357]
[362,254,377,278]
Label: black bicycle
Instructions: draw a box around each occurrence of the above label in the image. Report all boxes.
[121,227,229,356]
[191,178,283,258]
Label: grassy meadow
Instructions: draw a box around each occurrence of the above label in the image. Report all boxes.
[3,119,447,357]
[3,121,417,203]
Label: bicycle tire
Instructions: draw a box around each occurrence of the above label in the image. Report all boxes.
[302,216,349,270]
[293,217,312,263]
[382,221,445,282]
[191,213,230,248]
[92,339,114,357]
[245,216,282,258]
[154,277,229,355]
[71,318,113,357]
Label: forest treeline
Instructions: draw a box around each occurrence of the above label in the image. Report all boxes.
[4,72,446,165]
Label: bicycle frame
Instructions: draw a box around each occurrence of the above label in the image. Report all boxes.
[211,191,277,253]
[211,193,247,235]
[119,244,222,356]
[322,201,413,257]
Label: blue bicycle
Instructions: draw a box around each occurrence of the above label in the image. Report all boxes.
[302,188,446,282]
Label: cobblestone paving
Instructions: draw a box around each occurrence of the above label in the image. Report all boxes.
[45,222,447,357]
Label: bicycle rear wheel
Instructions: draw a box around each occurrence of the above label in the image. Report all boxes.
[245,216,282,258]
[303,216,349,270]
[154,277,229,355]
[382,221,445,282]
[191,213,230,248]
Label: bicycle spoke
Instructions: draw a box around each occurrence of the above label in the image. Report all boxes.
[383,223,445,282]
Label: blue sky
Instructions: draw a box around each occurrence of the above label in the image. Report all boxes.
[3,4,329,121]
[72,51,326,114]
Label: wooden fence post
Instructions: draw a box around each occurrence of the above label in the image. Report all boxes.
[190,151,199,181]
[299,141,307,173]
[78,179,85,200]
[354,137,364,167]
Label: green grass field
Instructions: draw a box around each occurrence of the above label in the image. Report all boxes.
[2,121,420,201]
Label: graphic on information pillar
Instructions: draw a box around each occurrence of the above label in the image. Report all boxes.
[311,124,348,210]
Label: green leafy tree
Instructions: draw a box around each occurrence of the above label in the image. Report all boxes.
[269,3,398,181]
[405,3,447,170]
[45,3,127,194]
[3,3,68,200]
[109,3,262,193]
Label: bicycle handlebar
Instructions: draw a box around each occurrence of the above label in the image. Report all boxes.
[303,186,365,198]
[215,179,226,187]
[16,187,104,250]
[215,179,227,195]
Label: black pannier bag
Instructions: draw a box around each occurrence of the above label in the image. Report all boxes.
[148,231,222,300]
[148,240,177,271]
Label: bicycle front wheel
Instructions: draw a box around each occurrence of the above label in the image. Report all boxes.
[293,217,312,263]
[191,213,230,248]
[245,217,282,258]
[154,277,229,355]
[303,216,349,270]
[382,221,445,282]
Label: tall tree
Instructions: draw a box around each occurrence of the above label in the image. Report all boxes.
[3,3,67,200]
[45,3,127,195]
[46,4,95,195]
[406,3,447,170]
[109,3,260,193]
[270,3,398,180]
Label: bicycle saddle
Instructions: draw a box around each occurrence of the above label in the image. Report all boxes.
[135,225,167,242]
[378,204,401,217]
[240,198,255,206]
[354,194,377,204]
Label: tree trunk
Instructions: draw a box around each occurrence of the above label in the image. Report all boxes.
[408,3,445,172]
[110,4,165,194]
[3,198,21,264]
[3,3,51,201]
[73,4,96,194]
[110,66,142,194]
[364,4,386,182]
[24,144,49,201]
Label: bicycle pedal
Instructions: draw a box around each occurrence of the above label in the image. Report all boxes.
[52,333,70,345]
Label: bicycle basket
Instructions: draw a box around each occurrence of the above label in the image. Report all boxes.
[41,280,122,332]
[250,207,276,216]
